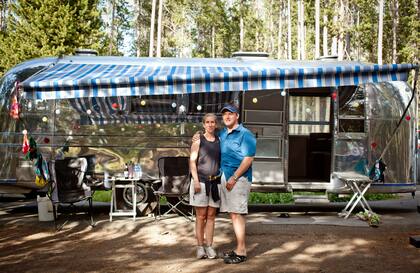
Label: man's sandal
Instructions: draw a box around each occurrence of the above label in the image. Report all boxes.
[222,250,236,259]
[223,252,247,264]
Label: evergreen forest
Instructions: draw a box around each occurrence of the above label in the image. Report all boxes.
[0,0,418,78]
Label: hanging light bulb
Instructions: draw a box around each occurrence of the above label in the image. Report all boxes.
[171,102,177,108]
[86,109,92,115]
[252,97,258,103]
[55,109,61,115]
[140,100,146,106]
[42,116,48,122]
[179,105,186,114]
[196,105,202,111]
[281,91,286,96]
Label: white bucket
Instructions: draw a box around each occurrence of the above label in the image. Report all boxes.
[37,195,54,221]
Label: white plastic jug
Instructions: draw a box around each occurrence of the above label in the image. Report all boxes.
[37,195,54,222]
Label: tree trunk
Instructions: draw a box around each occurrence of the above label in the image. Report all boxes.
[323,11,328,56]
[337,0,345,60]
[149,0,157,57]
[211,25,215,58]
[315,0,320,59]
[356,9,360,60]
[331,2,338,56]
[0,0,8,31]
[134,0,142,57]
[391,0,399,63]
[269,0,275,53]
[287,0,292,59]
[297,0,301,59]
[278,0,283,59]
[108,0,116,55]
[378,0,384,64]
[240,16,244,51]
[301,0,305,60]
[156,0,163,57]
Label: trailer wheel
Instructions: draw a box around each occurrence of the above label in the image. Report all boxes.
[122,182,157,216]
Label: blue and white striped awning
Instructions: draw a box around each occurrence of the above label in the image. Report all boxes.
[21,57,416,100]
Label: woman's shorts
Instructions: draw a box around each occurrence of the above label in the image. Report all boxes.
[219,173,251,214]
[189,180,221,208]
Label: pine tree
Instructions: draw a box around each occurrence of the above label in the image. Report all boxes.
[102,0,132,56]
[0,0,103,76]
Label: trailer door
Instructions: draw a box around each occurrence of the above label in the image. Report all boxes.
[242,90,288,192]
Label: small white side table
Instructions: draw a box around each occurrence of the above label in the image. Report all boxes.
[109,178,137,222]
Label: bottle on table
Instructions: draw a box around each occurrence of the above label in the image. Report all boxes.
[124,163,129,179]
[128,161,134,178]
[134,163,142,179]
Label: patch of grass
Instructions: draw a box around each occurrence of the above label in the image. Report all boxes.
[248,192,294,204]
[328,193,398,202]
[93,190,112,202]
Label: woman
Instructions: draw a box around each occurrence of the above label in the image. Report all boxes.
[189,113,221,259]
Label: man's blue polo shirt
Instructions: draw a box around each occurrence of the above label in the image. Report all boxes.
[219,124,256,182]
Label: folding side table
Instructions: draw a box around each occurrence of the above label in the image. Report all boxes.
[109,177,137,221]
[334,171,374,219]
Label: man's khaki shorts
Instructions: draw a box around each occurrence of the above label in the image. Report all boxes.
[220,173,251,214]
[189,180,221,208]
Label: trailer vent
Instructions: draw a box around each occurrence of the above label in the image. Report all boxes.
[74,48,99,56]
[316,55,339,61]
[232,51,269,58]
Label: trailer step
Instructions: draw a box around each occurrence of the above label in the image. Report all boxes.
[293,194,330,204]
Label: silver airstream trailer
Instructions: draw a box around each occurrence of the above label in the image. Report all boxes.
[0,54,418,212]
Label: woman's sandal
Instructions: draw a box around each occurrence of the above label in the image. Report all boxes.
[223,252,247,264]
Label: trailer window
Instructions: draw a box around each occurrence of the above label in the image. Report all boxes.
[289,96,331,135]
[338,86,365,133]
[131,92,239,116]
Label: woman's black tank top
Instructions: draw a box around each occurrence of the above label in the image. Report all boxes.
[197,134,220,177]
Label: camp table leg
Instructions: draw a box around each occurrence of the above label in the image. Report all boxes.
[344,181,372,219]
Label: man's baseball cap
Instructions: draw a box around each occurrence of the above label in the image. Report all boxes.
[220,103,239,113]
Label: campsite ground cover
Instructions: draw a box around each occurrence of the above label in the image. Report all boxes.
[0,196,419,273]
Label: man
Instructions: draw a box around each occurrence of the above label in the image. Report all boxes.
[218,104,256,264]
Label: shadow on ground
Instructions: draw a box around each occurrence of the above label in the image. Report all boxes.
[0,196,419,273]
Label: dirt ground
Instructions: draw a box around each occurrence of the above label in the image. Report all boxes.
[0,198,419,273]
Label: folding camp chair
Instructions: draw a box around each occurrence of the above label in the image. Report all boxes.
[49,158,95,230]
[333,171,374,219]
[153,156,193,221]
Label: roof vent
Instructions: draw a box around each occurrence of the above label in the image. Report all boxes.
[232,51,270,58]
[316,55,338,61]
[74,48,98,56]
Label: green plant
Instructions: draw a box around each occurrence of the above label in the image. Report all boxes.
[92,190,112,202]
[248,192,294,204]
[356,210,381,227]
[329,193,398,202]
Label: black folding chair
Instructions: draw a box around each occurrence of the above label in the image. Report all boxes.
[49,158,95,230]
[152,156,193,221]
